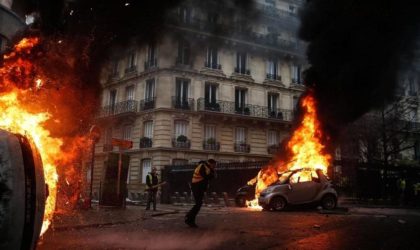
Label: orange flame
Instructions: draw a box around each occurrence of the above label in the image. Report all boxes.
[247,93,332,208]
[1,37,60,235]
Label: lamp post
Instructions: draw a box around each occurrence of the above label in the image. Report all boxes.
[89,125,101,208]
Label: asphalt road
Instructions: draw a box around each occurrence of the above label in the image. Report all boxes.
[38,206,420,250]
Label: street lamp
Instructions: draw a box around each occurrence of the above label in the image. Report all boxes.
[89,125,101,208]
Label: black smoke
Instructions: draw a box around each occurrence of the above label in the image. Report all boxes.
[299,0,420,138]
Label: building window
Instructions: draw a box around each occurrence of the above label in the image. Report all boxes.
[179,6,192,24]
[111,60,119,76]
[291,64,302,84]
[141,159,152,184]
[409,78,417,96]
[204,124,216,140]
[268,130,279,146]
[177,39,190,65]
[206,46,219,69]
[205,83,217,104]
[235,88,247,113]
[144,121,154,138]
[145,43,157,69]
[235,127,247,143]
[122,126,132,140]
[109,89,117,114]
[174,120,188,138]
[145,79,155,100]
[126,51,136,72]
[235,52,248,75]
[174,78,190,109]
[268,93,278,116]
[208,12,219,24]
[293,96,299,111]
[267,59,279,80]
[125,85,135,101]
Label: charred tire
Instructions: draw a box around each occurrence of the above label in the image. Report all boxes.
[235,196,246,207]
[270,196,287,211]
[321,194,337,210]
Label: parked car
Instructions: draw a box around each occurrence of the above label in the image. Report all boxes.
[235,184,256,207]
[258,168,337,211]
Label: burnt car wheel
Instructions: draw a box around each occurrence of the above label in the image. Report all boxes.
[270,196,286,211]
[321,194,337,210]
[235,196,247,207]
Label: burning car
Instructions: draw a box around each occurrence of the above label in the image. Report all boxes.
[235,184,256,207]
[258,168,337,211]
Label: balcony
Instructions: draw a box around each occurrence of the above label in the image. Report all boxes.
[267,144,280,154]
[139,137,153,148]
[97,100,138,118]
[172,137,191,149]
[234,67,251,75]
[175,57,191,67]
[266,74,281,81]
[203,140,220,151]
[140,97,155,111]
[291,78,303,85]
[204,61,222,70]
[234,143,250,153]
[124,66,137,75]
[144,58,157,70]
[103,144,113,152]
[172,96,194,111]
[197,98,294,121]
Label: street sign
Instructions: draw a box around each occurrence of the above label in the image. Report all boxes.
[111,138,133,149]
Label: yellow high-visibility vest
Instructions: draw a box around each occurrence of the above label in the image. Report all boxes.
[192,163,211,183]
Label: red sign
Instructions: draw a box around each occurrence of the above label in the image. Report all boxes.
[111,138,133,149]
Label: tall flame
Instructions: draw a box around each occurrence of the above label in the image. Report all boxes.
[1,38,62,235]
[247,92,332,208]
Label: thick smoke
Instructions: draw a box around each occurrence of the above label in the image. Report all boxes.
[299,0,420,138]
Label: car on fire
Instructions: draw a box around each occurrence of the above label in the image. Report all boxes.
[235,184,256,207]
[258,168,337,211]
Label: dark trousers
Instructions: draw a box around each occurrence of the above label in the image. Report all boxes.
[146,190,157,210]
[186,182,206,222]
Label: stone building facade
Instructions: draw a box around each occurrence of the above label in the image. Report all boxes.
[0,0,25,52]
[94,0,307,193]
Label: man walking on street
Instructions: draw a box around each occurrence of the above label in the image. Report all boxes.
[185,159,217,227]
[146,167,159,211]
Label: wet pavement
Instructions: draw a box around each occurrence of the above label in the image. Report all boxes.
[38,205,420,250]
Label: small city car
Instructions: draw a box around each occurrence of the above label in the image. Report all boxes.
[258,168,337,211]
[235,184,256,207]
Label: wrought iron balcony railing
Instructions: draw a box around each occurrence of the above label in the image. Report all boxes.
[171,96,194,111]
[124,66,137,74]
[234,67,251,75]
[140,97,156,111]
[98,100,138,118]
[203,141,220,151]
[291,78,303,84]
[197,98,293,121]
[172,138,191,149]
[175,57,191,66]
[234,143,250,153]
[139,137,153,148]
[267,144,280,154]
[204,61,222,70]
[144,58,158,70]
[266,74,281,81]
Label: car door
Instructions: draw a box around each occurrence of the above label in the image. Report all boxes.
[287,170,320,204]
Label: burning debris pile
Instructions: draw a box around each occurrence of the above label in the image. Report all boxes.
[247,92,332,208]
[0,37,98,234]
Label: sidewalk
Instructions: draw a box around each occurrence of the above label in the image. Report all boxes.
[51,204,179,231]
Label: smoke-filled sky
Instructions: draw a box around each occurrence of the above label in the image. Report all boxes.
[299,0,420,138]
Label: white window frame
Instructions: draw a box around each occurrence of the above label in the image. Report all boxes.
[141,159,152,184]
[123,126,132,140]
[204,124,216,140]
[235,127,247,143]
[145,79,155,100]
[144,121,154,138]
[125,85,135,101]
[268,130,279,146]
[174,120,188,138]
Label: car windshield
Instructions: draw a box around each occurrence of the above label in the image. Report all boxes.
[278,171,293,184]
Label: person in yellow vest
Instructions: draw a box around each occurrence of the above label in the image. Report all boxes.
[185,159,217,227]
